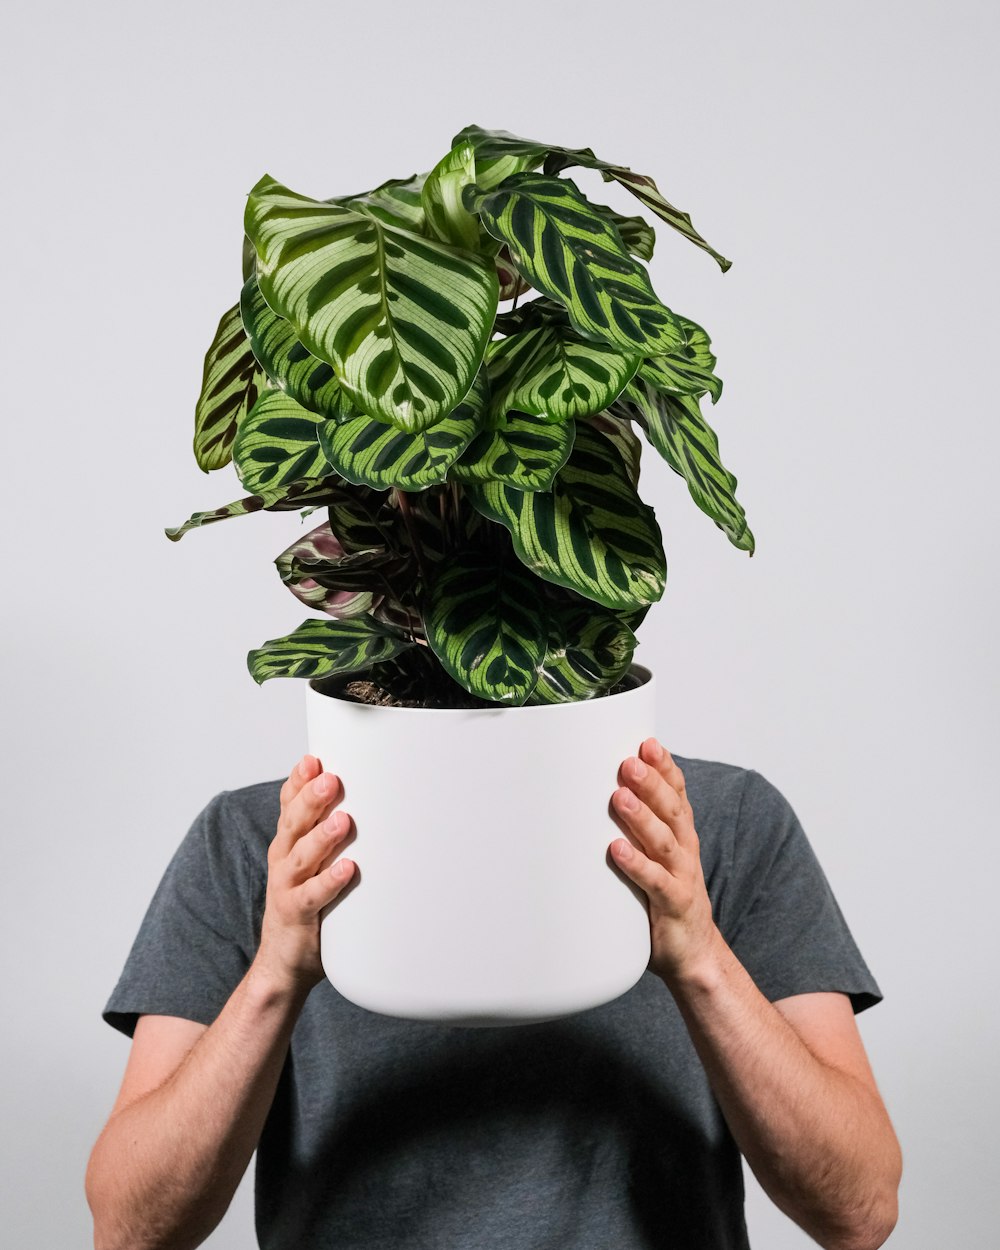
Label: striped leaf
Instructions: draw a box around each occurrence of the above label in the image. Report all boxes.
[583,410,641,487]
[194,302,266,472]
[316,381,481,490]
[453,125,731,271]
[527,599,637,704]
[326,485,398,554]
[274,521,379,619]
[240,271,358,422]
[331,171,429,233]
[487,314,640,423]
[245,174,499,432]
[495,243,533,301]
[283,548,413,597]
[449,409,575,491]
[615,379,754,554]
[638,315,723,404]
[232,390,333,496]
[466,173,683,357]
[425,552,547,704]
[421,141,482,251]
[165,477,347,542]
[612,210,656,261]
[247,615,415,685]
[466,422,666,610]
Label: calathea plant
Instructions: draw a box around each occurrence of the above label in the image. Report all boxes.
[167,125,754,708]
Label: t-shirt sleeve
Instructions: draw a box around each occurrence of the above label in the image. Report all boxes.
[102,791,263,1038]
[721,768,883,1014]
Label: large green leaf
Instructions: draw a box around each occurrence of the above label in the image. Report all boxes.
[466,422,666,610]
[421,141,481,251]
[240,271,358,422]
[449,409,575,491]
[615,379,754,553]
[165,477,347,542]
[638,315,723,404]
[466,173,683,357]
[453,124,732,271]
[316,375,481,490]
[326,485,397,554]
[527,598,637,704]
[583,410,641,487]
[232,389,333,495]
[282,548,413,598]
[329,171,430,233]
[274,520,379,619]
[486,312,640,423]
[425,552,547,704]
[194,302,266,472]
[247,615,415,684]
[245,174,499,432]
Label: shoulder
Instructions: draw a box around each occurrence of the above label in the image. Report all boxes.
[669,752,755,824]
[213,777,284,865]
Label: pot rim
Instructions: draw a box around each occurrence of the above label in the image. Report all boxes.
[307,662,653,715]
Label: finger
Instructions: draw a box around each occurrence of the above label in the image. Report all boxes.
[285,810,352,884]
[278,754,320,810]
[621,753,697,850]
[609,832,671,901]
[611,785,679,863]
[271,770,344,859]
[295,855,356,916]
[639,739,692,812]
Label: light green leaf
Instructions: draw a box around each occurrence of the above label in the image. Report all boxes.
[466,173,683,357]
[245,174,499,432]
[453,124,732,271]
[425,552,547,705]
[615,379,754,553]
[466,422,666,610]
[487,312,640,423]
[165,477,346,542]
[583,410,641,487]
[527,598,637,704]
[330,171,429,233]
[638,315,723,404]
[231,390,333,495]
[194,302,266,472]
[449,409,575,491]
[247,615,415,684]
[317,377,481,489]
[421,141,482,251]
[240,271,358,422]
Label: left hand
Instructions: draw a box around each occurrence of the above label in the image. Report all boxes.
[609,737,721,986]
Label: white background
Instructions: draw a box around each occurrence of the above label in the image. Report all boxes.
[2,1,997,1245]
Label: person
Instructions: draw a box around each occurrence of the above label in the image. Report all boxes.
[86,739,902,1250]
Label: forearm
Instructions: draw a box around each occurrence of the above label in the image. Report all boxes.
[668,931,899,1250]
[87,959,310,1250]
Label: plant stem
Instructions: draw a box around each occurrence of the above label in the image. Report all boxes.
[394,488,428,584]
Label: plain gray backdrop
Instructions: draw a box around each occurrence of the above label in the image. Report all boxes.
[2,0,997,1245]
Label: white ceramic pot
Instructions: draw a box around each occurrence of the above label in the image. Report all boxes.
[306,664,655,1026]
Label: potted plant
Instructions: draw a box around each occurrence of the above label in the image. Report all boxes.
[168,124,754,1025]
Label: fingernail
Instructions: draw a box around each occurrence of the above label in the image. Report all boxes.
[619,787,639,810]
[315,773,334,796]
[631,757,647,780]
[648,739,664,762]
[613,838,633,860]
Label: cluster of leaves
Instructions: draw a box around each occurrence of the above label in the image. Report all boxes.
[168,125,754,707]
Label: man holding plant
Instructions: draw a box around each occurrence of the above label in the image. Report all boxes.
[86,741,901,1250]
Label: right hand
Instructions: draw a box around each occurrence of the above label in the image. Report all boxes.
[254,755,356,994]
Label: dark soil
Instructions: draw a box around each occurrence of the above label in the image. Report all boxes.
[334,673,638,709]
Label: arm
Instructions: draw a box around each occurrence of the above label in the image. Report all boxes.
[85,756,356,1250]
[608,741,902,1250]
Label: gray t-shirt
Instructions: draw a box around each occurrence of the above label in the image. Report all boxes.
[103,754,882,1250]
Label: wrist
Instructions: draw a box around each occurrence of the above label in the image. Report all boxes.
[660,925,731,1001]
[247,948,318,1012]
